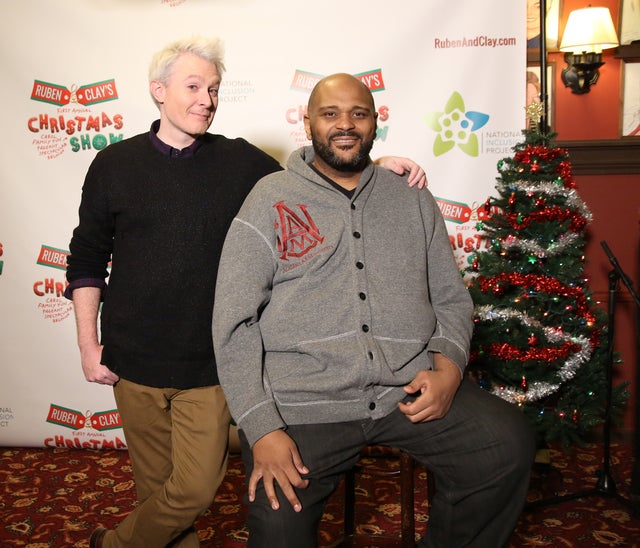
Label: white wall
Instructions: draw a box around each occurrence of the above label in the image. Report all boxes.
[0,0,526,448]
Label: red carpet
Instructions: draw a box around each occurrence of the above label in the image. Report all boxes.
[1,442,639,546]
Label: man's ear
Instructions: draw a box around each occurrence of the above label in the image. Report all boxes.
[303,115,312,140]
[150,80,165,104]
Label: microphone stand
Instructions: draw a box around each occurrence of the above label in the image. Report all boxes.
[527,241,639,515]
[634,227,640,504]
[601,241,640,509]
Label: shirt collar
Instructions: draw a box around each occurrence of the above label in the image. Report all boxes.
[308,162,356,199]
[149,120,204,158]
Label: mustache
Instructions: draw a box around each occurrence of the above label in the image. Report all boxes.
[330,131,360,139]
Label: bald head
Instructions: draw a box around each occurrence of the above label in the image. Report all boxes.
[308,73,375,115]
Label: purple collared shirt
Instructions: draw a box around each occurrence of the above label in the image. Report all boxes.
[148,119,204,158]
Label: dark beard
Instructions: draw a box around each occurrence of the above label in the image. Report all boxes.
[312,132,374,172]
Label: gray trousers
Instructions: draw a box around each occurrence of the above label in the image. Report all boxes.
[240,379,535,548]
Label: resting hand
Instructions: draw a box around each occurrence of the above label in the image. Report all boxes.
[398,355,461,422]
[249,429,310,512]
[80,343,119,386]
[374,156,428,189]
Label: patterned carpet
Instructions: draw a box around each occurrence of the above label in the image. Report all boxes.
[1,442,639,547]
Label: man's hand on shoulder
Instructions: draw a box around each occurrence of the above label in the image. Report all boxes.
[374,156,428,189]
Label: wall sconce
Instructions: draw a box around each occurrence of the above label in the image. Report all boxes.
[559,6,619,94]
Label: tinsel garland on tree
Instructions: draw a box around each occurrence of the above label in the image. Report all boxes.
[466,128,629,448]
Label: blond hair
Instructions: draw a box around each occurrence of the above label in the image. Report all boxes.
[148,36,225,106]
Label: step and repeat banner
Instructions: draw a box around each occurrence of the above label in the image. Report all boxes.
[0,0,526,448]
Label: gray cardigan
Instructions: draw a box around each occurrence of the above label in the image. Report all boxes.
[213,146,473,447]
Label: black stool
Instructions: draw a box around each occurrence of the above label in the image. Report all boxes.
[334,446,434,547]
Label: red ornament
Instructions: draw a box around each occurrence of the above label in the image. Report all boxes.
[556,161,576,188]
[487,340,581,363]
[514,144,566,167]
[503,205,588,232]
[476,273,598,341]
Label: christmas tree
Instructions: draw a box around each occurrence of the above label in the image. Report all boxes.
[466,128,628,448]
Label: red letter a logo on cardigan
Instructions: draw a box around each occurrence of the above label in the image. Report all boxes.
[274,201,324,261]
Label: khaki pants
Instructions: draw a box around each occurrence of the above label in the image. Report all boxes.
[104,378,230,547]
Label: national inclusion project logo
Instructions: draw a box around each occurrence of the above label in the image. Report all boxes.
[28,79,124,159]
[424,92,489,157]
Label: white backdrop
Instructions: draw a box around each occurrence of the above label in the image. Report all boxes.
[0,0,526,448]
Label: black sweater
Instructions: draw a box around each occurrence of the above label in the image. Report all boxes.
[66,132,282,388]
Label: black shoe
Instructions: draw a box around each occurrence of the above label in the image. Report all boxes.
[89,527,108,548]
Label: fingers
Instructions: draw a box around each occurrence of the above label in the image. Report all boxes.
[248,469,309,512]
[398,382,454,423]
[248,470,261,503]
[416,172,428,189]
[99,372,120,386]
[403,379,421,395]
[399,371,445,423]
[249,430,310,512]
[403,368,431,396]
[398,399,439,422]
[81,345,118,386]
[407,166,428,189]
[292,451,310,475]
[272,474,307,512]
[88,365,119,386]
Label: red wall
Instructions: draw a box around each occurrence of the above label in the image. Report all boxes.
[580,175,638,435]
[550,0,639,434]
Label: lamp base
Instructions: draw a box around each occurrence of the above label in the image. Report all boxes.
[561,52,604,94]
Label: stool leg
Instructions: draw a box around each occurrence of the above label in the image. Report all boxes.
[427,470,436,504]
[344,468,356,538]
[400,451,415,548]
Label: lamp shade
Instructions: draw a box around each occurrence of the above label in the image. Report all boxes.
[559,7,619,54]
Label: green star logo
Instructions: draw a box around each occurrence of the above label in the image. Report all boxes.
[425,92,489,157]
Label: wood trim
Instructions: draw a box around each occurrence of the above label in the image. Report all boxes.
[555,139,640,175]
[615,44,640,61]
